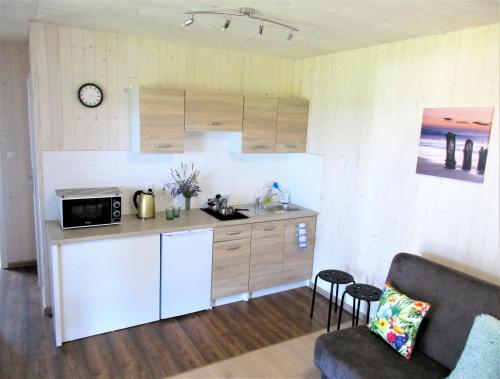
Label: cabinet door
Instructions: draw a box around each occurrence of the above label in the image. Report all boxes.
[139,87,185,153]
[59,235,160,343]
[276,98,309,153]
[282,217,316,283]
[249,221,285,291]
[212,239,251,299]
[242,97,278,153]
[185,91,243,131]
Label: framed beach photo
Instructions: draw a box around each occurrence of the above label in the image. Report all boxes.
[416,107,494,183]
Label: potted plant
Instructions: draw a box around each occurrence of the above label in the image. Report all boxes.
[165,163,201,210]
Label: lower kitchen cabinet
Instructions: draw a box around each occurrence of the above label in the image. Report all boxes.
[212,239,251,299]
[249,221,285,291]
[211,216,317,301]
[53,235,160,345]
[282,217,316,282]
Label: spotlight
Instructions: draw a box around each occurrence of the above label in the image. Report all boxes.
[287,30,294,43]
[222,18,231,30]
[258,24,264,36]
[182,15,194,27]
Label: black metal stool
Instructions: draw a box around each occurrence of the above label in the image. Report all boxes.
[310,270,355,332]
[337,283,383,330]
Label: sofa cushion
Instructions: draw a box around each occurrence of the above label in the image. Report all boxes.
[386,253,500,370]
[369,282,431,359]
[447,314,500,379]
[314,326,450,379]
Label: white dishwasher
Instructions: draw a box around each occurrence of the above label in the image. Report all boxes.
[161,228,213,319]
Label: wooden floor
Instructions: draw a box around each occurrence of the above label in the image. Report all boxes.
[0,267,343,379]
[172,331,325,379]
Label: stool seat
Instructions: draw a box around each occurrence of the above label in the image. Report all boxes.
[345,283,382,301]
[318,270,354,285]
[337,283,383,330]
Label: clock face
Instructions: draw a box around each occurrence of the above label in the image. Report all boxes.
[78,83,103,108]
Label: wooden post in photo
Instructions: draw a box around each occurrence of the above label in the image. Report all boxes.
[445,132,457,169]
[477,148,488,172]
[462,139,473,170]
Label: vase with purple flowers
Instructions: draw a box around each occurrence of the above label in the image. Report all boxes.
[165,163,201,210]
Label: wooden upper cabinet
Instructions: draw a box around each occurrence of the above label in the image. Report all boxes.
[137,87,185,153]
[282,217,316,283]
[185,91,244,132]
[242,97,278,153]
[276,98,309,153]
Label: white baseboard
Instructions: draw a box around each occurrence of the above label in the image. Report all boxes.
[212,279,371,325]
[212,280,310,307]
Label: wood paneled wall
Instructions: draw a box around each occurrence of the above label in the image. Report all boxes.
[293,24,499,285]
[0,41,36,266]
[29,22,295,151]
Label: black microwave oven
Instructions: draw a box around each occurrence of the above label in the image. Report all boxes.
[55,187,122,229]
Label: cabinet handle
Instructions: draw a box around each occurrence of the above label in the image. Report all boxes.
[286,144,298,149]
[227,231,242,235]
[253,144,267,149]
[225,245,241,251]
[155,144,173,148]
[263,227,276,231]
[208,121,222,126]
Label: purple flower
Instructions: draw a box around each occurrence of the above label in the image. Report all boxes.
[394,334,408,349]
[166,163,201,199]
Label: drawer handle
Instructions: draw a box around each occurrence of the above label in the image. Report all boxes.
[254,144,267,149]
[227,231,242,235]
[263,227,276,231]
[155,144,173,148]
[225,245,241,251]
[286,144,298,149]
[208,121,222,126]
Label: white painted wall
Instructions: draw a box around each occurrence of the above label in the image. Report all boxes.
[294,23,500,300]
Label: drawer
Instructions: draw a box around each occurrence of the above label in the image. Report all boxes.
[251,220,285,239]
[212,239,251,299]
[214,224,252,242]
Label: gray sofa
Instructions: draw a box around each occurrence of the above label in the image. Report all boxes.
[314,253,500,379]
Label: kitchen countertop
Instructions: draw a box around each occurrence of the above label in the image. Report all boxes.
[46,204,318,245]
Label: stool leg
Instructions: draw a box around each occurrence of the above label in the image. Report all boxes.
[355,299,361,326]
[366,302,371,324]
[334,284,339,313]
[351,297,356,327]
[309,274,319,318]
[337,292,347,330]
[327,282,334,332]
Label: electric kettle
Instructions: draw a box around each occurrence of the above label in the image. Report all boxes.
[133,188,155,219]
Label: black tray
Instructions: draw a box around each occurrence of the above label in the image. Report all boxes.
[201,208,249,221]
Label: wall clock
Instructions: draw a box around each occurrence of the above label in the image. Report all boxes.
[78,83,103,108]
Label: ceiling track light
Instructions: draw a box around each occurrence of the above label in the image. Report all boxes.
[182,15,194,27]
[258,24,264,36]
[183,7,299,43]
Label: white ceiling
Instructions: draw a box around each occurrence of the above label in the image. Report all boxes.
[1,0,498,58]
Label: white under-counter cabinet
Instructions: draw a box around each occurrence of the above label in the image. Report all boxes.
[51,234,160,346]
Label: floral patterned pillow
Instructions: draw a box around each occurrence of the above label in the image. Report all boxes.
[369,282,431,359]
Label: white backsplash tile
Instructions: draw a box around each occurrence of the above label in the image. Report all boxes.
[42,150,322,220]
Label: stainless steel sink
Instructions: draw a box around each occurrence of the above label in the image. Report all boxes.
[262,204,300,213]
